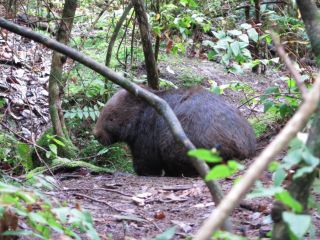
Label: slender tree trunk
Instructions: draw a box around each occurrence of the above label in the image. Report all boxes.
[154,0,161,62]
[132,0,159,89]
[252,0,260,73]
[272,1,320,239]
[48,0,77,157]
[105,3,133,68]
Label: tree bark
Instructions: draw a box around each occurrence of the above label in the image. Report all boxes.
[132,0,159,89]
[105,3,133,67]
[48,0,78,157]
[272,1,320,239]
[252,0,261,73]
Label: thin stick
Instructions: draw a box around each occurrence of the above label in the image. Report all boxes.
[270,31,308,98]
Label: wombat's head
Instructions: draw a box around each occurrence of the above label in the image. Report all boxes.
[93,89,139,145]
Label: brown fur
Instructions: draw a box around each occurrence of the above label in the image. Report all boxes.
[94,87,256,176]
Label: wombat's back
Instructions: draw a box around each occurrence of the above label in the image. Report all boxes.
[157,87,256,162]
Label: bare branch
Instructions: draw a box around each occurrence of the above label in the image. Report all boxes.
[270,31,308,98]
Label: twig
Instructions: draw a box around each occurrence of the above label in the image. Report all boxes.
[72,193,122,212]
[61,187,132,197]
[270,31,308,98]
[194,75,320,240]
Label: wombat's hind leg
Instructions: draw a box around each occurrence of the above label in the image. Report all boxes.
[132,158,163,176]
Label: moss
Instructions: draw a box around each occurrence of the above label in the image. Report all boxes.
[249,118,268,138]
[28,157,113,175]
[177,72,205,87]
[31,128,78,167]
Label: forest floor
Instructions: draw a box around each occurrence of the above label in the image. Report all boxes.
[45,58,320,239]
[1,30,320,239]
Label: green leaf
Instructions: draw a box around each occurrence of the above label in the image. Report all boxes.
[52,138,65,147]
[265,86,280,94]
[212,30,226,39]
[238,34,249,43]
[89,111,96,121]
[227,29,242,36]
[275,191,303,213]
[247,185,283,199]
[230,41,241,56]
[279,104,290,118]
[282,149,303,170]
[240,23,252,30]
[282,212,311,239]
[229,63,243,74]
[247,28,259,42]
[153,226,176,240]
[213,231,247,240]
[263,101,274,112]
[205,161,241,180]
[202,40,215,48]
[301,149,320,166]
[77,109,83,119]
[294,166,316,179]
[273,167,286,187]
[28,212,48,224]
[49,144,57,155]
[187,149,222,163]
[207,50,217,60]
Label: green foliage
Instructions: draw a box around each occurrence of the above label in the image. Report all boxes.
[213,231,248,240]
[0,175,100,239]
[205,160,243,181]
[282,212,312,240]
[64,105,101,121]
[188,148,243,180]
[152,226,177,240]
[260,77,302,119]
[188,148,222,163]
[31,128,77,167]
[203,24,256,64]
[0,133,33,173]
[81,141,133,173]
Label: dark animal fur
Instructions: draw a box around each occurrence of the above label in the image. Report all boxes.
[94,87,256,176]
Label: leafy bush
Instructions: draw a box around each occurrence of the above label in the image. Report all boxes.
[0,175,99,239]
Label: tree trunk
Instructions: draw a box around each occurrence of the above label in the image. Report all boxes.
[154,0,161,62]
[272,1,320,239]
[47,0,78,158]
[132,0,159,89]
[252,0,260,73]
[105,3,133,68]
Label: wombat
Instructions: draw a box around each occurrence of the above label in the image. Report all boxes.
[94,86,256,177]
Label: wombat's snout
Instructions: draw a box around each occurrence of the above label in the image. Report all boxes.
[93,127,101,141]
[93,127,111,145]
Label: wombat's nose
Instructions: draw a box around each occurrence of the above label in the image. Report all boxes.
[93,128,100,139]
